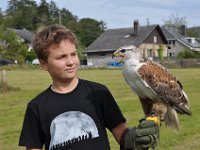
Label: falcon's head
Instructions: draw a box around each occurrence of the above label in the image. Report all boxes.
[112,45,143,63]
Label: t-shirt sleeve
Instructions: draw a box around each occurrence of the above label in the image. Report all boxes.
[94,84,126,131]
[19,102,45,149]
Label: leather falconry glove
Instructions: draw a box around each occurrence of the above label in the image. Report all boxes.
[120,119,159,150]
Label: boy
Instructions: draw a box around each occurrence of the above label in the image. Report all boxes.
[19,25,159,150]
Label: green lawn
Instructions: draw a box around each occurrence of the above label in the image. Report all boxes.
[0,68,200,150]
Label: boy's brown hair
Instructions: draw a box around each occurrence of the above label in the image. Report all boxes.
[32,24,78,61]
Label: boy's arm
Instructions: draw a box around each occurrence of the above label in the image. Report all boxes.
[112,123,128,144]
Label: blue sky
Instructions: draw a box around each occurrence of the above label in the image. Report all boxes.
[0,0,199,29]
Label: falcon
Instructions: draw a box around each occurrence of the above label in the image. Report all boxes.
[113,45,192,129]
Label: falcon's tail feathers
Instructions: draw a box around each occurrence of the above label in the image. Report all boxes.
[164,106,179,130]
[175,104,192,116]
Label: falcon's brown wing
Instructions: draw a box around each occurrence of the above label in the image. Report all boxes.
[138,61,192,116]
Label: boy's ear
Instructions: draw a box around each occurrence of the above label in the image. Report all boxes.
[39,59,48,71]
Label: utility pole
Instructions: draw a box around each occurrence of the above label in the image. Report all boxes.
[146,18,150,26]
[59,11,62,25]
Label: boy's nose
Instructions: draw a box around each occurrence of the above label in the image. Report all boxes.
[66,57,74,65]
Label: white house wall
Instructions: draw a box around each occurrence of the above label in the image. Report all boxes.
[170,42,189,56]
[87,53,113,66]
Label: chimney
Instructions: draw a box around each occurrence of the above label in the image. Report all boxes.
[180,25,186,36]
[133,20,139,36]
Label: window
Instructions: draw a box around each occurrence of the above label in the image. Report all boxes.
[169,53,175,57]
[168,46,171,49]
[147,49,153,57]
[99,53,106,56]
[153,36,157,43]
[172,40,175,45]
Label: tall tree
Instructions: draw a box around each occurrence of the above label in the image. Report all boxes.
[77,18,106,47]
[6,0,19,15]
[37,0,50,26]
[163,13,187,28]
[6,0,37,30]
[0,8,4,25]
[187,27,200,37]
[48,0,59,24]
[60,8,78,31]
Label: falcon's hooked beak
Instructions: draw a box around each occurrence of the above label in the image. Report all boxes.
[112,49,125,63]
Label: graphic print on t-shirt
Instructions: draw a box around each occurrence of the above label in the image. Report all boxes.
[49,111,99,150]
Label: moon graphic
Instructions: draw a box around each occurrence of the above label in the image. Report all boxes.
[49,111,99,149]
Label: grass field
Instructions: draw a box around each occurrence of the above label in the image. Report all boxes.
[0,68,200,150]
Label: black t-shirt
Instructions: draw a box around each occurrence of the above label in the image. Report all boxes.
[19,79,126,150]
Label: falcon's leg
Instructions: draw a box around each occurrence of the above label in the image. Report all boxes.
[152,102,167,121]
[139,97,154,117]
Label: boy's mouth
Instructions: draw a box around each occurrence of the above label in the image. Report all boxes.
[65,67,76,72]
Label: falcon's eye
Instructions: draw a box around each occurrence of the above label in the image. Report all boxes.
[121,49,126,53]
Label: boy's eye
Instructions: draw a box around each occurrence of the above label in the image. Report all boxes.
[57,55,66,59]
[72,52,77,56]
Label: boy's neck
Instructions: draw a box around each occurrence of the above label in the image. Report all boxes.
[51,77,79,93]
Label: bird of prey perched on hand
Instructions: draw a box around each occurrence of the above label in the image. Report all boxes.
[113,45,192,129]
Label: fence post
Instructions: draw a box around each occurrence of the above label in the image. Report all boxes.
[1,70,8,92]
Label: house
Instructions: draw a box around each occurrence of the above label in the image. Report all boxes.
[83,20,168,66]
[0,28,35,63]
[9,28,34,51]
[161,25,200,58]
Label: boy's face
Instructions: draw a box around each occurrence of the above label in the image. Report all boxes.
[40,40,80,83]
